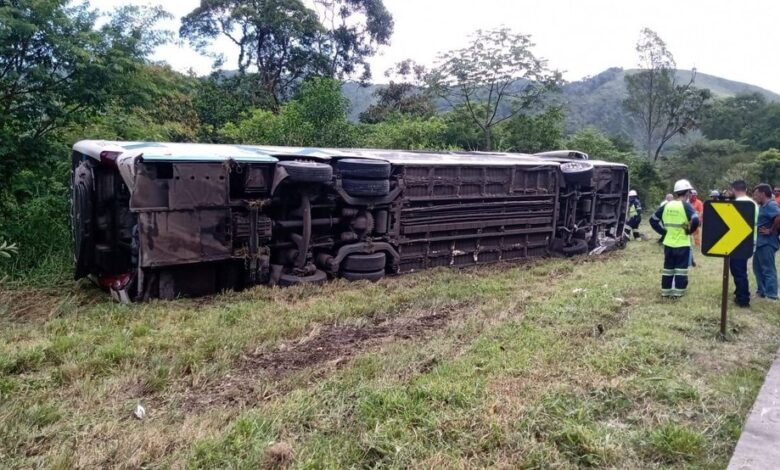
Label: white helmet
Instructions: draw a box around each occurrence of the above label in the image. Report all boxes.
[673,179,694,193]
[628,190,638,197]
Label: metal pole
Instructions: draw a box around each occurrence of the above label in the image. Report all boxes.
[720,256,730,340]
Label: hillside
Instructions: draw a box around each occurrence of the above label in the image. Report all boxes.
[343,67,780,140]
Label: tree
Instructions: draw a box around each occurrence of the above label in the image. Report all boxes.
[623,28,711,161]
[357,115,448,150]
[741,104,780,151]
[311,0,393,81]
[701,93,767,142]
[0,1,174,277]
[194,74,262,141]
[427,28,560,151]
[180,0,393,108]
[566,127,621,160]
[567,127,664,203]
[219,77,354,147]
[359,60,434,124]
[499,107,564,153]
[753,148,780,186]
[276,77,354,146]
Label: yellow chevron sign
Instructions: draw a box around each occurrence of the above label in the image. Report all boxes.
[702,201,756,258]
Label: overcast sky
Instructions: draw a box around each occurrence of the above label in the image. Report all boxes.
[99,0,780,94]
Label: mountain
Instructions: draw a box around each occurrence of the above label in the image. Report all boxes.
[342,67,780,140]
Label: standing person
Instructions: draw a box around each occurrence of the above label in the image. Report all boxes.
[657,194,674,244]
[625,190,644,240]
[774,186,780,206]
[689,189,703,267]
[729,180,758,307]
[649,179,700,298]
[709,190,720,201]
[753,184,780,301]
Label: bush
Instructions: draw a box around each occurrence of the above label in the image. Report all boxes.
[753,148,780,186]
[356,115,449,150]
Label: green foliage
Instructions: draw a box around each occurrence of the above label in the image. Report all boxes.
[676,138,747,158]
[0,1,174,280]
[279,78,354,146]
[661,138,754,195]
[646,422,705,463]
[498,107,564,153]
[741,104,780,151]
[701,93,767,142]
[441,105,485,151]
[180,0,393,106]
[566,127,665,205]
[566,127,622,159]
[219,109,279,144]
[357,115,449,150]
[359,60,434,124]
[360,83,434,124]
[623,29,712,161]
[193,75,254,141]
[220,78,354,147]
[701,93,780,151]
[428,28,561,150]
[753,148,780,186]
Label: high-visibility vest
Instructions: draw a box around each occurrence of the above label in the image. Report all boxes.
[661,200,690,248]
[628,202,638,218]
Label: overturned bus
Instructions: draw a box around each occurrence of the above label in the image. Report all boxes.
[70,141,629,301]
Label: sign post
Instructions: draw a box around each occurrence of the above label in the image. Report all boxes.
[701,200,756,339]
[721,257,729,338]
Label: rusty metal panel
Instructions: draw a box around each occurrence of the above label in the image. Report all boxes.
[396,163,559,273]
[130,163,169,209]
[169,164,229,209]
[138,209,231,267]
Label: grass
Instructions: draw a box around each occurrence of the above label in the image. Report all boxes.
[1,236,779,468]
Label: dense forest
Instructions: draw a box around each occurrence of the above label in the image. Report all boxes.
[2,0,780,281]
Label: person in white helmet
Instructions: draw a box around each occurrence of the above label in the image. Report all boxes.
[625,189,644,240]
[649,179,701,297]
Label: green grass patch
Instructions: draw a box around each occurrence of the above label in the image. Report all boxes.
[1,239,779,467]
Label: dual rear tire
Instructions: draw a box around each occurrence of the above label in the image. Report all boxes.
[341,252,386,282]
[336,159,391,197]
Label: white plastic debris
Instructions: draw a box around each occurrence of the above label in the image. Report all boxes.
[572,288,587,295]
[133,404,146,420]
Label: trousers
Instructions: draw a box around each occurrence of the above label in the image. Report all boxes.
[730,257,750,306]
[662,246,690,297]
[754,245,778,299]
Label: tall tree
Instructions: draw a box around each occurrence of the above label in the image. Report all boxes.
[701,92,767,142]
[0,1,172,180]
[180,0,393,108]
[359,60,434,124]
[427,28,560,151]
[623,28,711,161]
[311,0,393,81]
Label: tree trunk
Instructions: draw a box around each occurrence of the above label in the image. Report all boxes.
[484,126,492,151]
[647,133,654,160]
